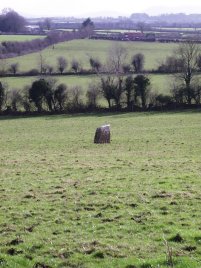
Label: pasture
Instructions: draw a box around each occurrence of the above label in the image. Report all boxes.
[1,73,174,97]
[2,39,178,72]
[1,112,201,267]
[0,35,45,42]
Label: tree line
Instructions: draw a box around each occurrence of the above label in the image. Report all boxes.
[0,75,151,113]
[1,41,201,114]
[0,51,145,76]
[0,9,26,33]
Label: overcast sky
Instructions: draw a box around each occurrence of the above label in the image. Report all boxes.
[0,0,201,17]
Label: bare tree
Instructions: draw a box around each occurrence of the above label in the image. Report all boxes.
[8,89,22,112]
[44,18,51,30]
[80,18,94,38]
[89,57,102,73]
[38,53,47,74]
[57,56,67,74]
[96,44,127,110]
[175,41,200,104]
[137,22,146,33]
[0,81,5,112]
[21,85,31,112]
[86,82,101,108]
[0,59,8,75]
[123,75,135,110]
[99,75,123,110]
[106,43,127,109]
[107,43,127,74]
[122,64,131,74]
[70,86,83,108]
[193,85,201,104]
[9,63,19,75]
[196,54,201,70]
[54,83,68,111]
[157,56,184,73]
[99,76,115,109]
[71,59,81,73]
[131,53,144,73]
[46,65,54,74]
[112,77,124,109]
[171,83,185,104]
[134,75,150,109]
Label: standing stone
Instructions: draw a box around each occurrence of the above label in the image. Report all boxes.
[94,124,110,144]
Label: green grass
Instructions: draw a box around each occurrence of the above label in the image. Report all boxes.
[1,111,201,267]
[0,35,45,42]
[2,39,179,72]
[0,75,97,90]
[0,73,173,97]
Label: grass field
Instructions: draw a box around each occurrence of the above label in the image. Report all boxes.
[0,35,45,42]
[0,74,174,97]
[0,75,97,91]
[1,111,201,267]
[2,39,178,72]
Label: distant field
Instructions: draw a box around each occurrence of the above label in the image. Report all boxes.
[96,29,134,33]
[1,112,201,267]
[153,27,201,32]
[3,39,178,72]
[0,74,174,96]
[57,29,75,31]
[0,35,45,42]
[97,28,201,32]
[0,75,98,91]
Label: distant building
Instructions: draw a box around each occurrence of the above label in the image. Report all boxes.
[25,25,41,34]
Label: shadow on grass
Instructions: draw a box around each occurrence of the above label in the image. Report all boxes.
[0,108,201,121]
[0,112,151,121]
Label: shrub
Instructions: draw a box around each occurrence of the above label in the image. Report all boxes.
[26,69,39,76]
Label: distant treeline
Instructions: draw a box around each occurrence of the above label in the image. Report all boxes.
[29,14,201,32]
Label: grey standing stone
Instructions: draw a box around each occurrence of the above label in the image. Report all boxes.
[94,124,110,144]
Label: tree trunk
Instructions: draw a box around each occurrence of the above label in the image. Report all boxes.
[126,92,131,110]
[107,99,111,109]
[185,70,192,104]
